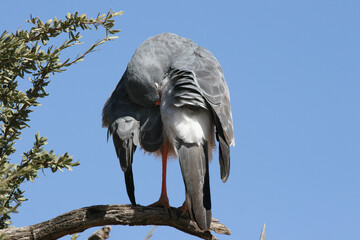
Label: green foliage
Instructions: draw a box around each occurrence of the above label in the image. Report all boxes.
[0,9,123,228]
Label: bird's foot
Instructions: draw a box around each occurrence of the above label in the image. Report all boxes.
[149,194,172,218]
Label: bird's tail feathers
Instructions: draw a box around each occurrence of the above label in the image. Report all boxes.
[177,140,212,230]
[110,117,140,205]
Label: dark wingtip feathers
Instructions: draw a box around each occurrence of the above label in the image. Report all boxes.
[218,133,231,183]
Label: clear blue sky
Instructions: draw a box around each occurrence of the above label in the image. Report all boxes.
[2,0,360,239]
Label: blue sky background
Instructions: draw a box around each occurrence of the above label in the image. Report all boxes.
[2,0,360,239]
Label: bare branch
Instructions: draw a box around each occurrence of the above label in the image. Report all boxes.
[0,204,231,240]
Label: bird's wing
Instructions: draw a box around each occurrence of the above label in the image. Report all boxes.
[102,76,163,205]
[171,46,235,182]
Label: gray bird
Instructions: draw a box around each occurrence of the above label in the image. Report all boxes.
[102,33,234,231]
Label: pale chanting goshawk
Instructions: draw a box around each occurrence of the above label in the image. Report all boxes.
[102,33,234,231]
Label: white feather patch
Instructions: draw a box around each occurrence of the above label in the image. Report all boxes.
[162,108,211,146]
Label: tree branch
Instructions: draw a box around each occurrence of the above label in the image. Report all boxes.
[0,204,231,240]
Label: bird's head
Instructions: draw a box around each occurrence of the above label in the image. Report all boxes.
[124,66,162,108]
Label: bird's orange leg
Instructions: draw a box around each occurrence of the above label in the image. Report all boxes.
[149,141,170,213]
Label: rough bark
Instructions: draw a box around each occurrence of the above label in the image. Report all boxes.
[0,204,231,240]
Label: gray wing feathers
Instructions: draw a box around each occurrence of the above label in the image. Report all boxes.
[171,47,234,182]
[171,47,234,146]
[170,69,207,109]
[177,141,212,231]
[193,47,235,146]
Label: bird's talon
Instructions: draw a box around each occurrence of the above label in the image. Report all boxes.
[148,196,171,218]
